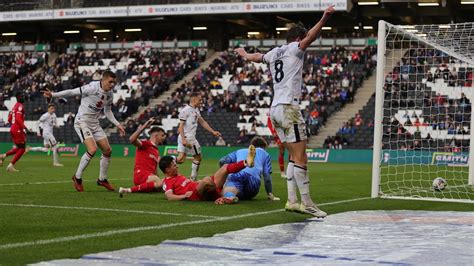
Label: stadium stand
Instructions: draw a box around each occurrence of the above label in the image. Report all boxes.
[0,0,232,10]
[324,48,472,151]
[0,48,205,145]
[121,45,377,147]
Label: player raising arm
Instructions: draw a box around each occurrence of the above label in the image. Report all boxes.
[234,5,335,218]
[176,92,221,180]
[42,70,125,192]
[119,118,166,197]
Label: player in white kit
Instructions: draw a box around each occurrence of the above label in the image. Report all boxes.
[27,103,63,167]
[235,5,335,218]
[176,92,221,180]
[42,70,126,192]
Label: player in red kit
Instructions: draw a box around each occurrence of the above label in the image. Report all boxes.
[119,118,166,197]
[158,145,256,202]
[0,92,30,172]
[267,114,286,178]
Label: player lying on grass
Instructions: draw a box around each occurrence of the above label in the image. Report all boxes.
[119,118,166,197]
[158,145,256,201]
[216,136,280,204]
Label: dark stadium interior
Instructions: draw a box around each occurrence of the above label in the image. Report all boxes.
[1,1,474,47]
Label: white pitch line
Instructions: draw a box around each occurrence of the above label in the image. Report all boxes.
[0,178,131,187]
[0,197,371,251]
[0,203,218,219]
[318,197,372,206]
[0,175,210,186]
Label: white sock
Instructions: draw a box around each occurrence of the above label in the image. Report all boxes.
[191,160,200,180]
[29,147,49,152]
[286,161,298,203]
[52,146,59,164]
[294,164,314,207]
[99,154,111,181]
[75,152,94,179]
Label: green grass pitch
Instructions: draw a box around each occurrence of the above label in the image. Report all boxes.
[0,155,472,264]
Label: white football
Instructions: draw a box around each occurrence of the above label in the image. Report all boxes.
[432,177,447,191]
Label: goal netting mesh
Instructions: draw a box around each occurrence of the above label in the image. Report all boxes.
[375,22,474,203]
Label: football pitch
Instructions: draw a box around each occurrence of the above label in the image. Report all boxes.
[0,156,472,264]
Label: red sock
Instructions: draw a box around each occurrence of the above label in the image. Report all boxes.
[279,152,285,172]
[11,148,25,165]
[5,147,19,157]
[131,181,156,193]
[226,160,246,174]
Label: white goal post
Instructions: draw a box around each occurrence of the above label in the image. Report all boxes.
[372,20,474,203]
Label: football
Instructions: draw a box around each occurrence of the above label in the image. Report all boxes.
[432,177,447,191]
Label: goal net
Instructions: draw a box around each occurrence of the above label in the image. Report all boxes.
[372,21,474,203]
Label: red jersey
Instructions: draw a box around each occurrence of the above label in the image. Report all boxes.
[134,140,160,175]
[162,175,199,200]
[8,102,25,130]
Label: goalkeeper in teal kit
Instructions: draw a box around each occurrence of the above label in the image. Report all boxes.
[216,137,280,204]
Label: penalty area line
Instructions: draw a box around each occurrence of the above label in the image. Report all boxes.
[0,197,371,251]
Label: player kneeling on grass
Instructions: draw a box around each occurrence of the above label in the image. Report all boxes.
[119,118,166,197]
[159,145,256,201]
[216,136,280,205]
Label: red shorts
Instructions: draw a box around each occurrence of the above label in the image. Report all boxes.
[10,128,26,145]
[273,135,282,145]
[133,170,155,186]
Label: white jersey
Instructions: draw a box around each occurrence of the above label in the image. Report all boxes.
[263,41,305,107]
[178,104,201,140]
[38,112,57,135]
[52,81,118,126]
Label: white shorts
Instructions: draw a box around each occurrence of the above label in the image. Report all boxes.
[74,120,107,143]
[270,104,307,143]
[177,136,201,156]
[42,132,57,147]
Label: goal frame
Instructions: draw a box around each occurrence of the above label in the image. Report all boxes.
[371,20,474,203]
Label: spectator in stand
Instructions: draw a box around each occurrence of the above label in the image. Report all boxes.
[125,120,138,134]
[354,113,363,127]
[0,101,8,110]
[166,131,178,145]
[215,136,226,146]
[236,131,248,145]
[66,112,75,125]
